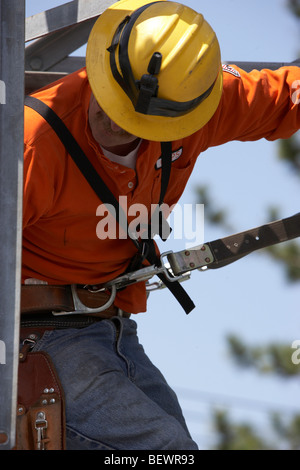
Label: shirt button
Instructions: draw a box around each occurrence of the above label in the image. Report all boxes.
[128,181,134,189]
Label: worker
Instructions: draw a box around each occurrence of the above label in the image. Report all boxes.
[21,0,299,450]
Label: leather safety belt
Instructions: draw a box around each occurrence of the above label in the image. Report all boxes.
[168,213,300,274]
[24,96,195,314]
[100,213,300,292]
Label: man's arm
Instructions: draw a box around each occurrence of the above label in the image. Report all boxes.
[203,65,300,147]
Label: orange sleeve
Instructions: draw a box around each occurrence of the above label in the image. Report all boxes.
[204,65,300,147]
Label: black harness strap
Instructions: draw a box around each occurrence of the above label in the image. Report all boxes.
[25,95,195,314]
[25,97,130,240]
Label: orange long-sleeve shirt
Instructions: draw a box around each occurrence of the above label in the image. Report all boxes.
[23,65,300,313]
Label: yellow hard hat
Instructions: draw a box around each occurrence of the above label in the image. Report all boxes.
[86,0,223,141]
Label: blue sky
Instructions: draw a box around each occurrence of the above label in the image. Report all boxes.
[26,0,300,449]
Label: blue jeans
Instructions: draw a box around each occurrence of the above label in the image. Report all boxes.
[31,317,198,450]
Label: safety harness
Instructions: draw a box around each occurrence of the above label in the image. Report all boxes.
[24,95,195,314]
[24,96,300,315]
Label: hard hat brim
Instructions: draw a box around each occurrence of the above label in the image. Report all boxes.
[86,0,223,141]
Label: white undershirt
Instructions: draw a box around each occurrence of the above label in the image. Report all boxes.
[100,140,142,169]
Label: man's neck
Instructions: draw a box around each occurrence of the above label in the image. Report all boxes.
[101,137,141,156]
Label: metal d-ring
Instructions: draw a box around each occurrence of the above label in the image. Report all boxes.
[52,284,117,316]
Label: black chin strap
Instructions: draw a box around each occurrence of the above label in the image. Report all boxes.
[25,96,195,314]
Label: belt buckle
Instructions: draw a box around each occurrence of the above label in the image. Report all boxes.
[52,284,117,316]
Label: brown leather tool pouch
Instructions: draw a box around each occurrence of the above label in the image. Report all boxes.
[15,329,66,450]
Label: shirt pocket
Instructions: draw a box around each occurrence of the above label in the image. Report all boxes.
[151,159,196,208]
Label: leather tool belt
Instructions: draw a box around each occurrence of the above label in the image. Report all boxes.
[21,284,130,319]
[15,329,66,450]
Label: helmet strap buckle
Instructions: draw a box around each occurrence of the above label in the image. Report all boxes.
[135,74,158,114]
[135,51,162,114]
